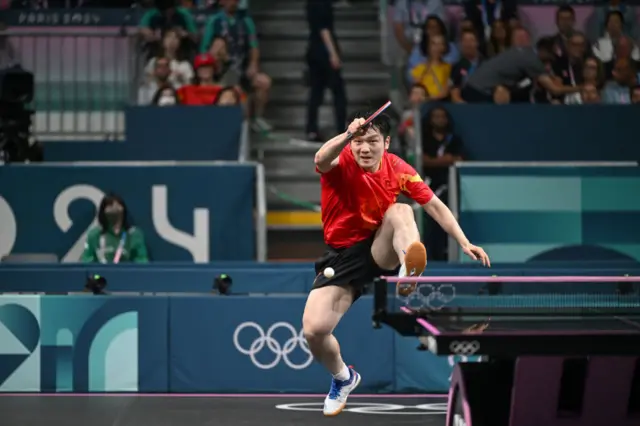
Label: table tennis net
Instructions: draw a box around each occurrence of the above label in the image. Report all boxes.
[385,277,640,316]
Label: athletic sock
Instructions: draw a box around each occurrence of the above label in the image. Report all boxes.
[332,364,350,381]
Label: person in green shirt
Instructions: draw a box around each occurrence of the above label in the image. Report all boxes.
[201,0,273,133]
[139,0,198,59]
[81,194,149,264]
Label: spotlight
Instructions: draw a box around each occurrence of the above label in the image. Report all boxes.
[85,274,108,295]
[213,274,232,295]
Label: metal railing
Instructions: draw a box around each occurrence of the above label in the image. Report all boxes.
[4,30,144,140]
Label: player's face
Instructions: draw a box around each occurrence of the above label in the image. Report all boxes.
[350,126,389,171]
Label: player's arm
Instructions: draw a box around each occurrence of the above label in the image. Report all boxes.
[314,118,365,173]
[399,160,490,266]
[423,196,490,266]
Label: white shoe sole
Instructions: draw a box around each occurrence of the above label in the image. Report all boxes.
[323,373,362,417]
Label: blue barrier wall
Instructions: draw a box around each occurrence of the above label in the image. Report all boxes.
[458,166,640,262]
[0,294,467,393]
[42,107,243,162]
[422,105,640,161]
[1,262,639,294]
[0,164,256,262]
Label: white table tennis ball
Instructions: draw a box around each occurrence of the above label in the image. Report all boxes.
[323,267,335,278]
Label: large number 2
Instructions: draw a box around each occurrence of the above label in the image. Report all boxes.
[53,185,105,262]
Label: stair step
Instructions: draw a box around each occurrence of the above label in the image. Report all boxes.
[253,9,378,20]
[260,38,381,59]
[267,229,325,260]
[261,60,387,77]
[267,210,322,230]
[259,30,380,40]
[263,103,374,129]
[269,81,390,105]
[257,20,378,35]
[253,139,319,153]
[267,180,322,205]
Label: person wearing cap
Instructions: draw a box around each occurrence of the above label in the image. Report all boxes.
[177,53,224,105]
[200,0,272,132]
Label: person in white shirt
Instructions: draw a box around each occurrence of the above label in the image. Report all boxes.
[144,29,194,89]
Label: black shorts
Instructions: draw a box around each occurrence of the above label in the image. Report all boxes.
[312,234,398,301]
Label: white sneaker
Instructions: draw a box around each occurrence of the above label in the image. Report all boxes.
[323,367,361,416]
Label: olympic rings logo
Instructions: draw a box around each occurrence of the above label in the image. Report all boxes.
[449,340,480,356]
[275,402,447,415]
[400,284,456,310]
[233,322,314,370]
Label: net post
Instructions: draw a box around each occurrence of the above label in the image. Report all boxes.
[372,277,388,329]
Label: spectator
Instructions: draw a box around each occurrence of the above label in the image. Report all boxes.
[177,53,223,105]
[138,56,173,105]
[463,0,517,45]
[582,56,606,89]
[510,26,530,48]
[493,84,511,104]
[421,106,463,261]
[598,34,640,79]
[410,34,452,101]
[392,0,446,55]
[305,0,347,142]
[461,36,580,103]
[551,5,576,58]
[399,83,428,151]
[591,0,637,41]
[631,85,640,103]
[450,29,483,103]
[581,83,602,104]
[486,19,511,58]
[139,0,198,59]
[144,29,194,89]
[602,57,637,104]
[553,31,589,104]
[214,86,242,105]
[406,16,459,82]
[210,37,241,86]
[201,0,272,132]
[151,84,180,105]
[81,193,149,264]
[593,12,640,69]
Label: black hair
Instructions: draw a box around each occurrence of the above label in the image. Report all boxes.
[424,105,454,135]
[349,109,391,138]
[605,10,625,26]
[213,86,241,105]
[536,36,556,54]
[556,5,575,20]
[420,15,451,57]
[151,83,178,105]
[98,193,131,233]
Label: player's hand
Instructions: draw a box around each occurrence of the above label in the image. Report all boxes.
[462,243,491,267]
[330,54,341,70]
[346,118,367,138]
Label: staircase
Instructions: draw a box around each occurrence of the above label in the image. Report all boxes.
[250,1,389,259]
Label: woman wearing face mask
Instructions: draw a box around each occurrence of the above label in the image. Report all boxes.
[152,85,180,106]
[81,193,149,264]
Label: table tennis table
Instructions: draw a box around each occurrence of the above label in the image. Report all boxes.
[372,276,640,426]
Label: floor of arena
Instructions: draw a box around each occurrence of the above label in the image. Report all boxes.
[1,394,447,426]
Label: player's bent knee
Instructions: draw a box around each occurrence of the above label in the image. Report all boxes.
[385,203,413,219]
[302,319,332,345]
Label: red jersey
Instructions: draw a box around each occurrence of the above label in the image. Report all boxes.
[319,145,434,248]
[177,84,223,105]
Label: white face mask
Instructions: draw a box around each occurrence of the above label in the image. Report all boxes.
[158,96,176,106]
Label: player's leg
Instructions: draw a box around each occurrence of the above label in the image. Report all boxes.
[302,284,361,416]
[302,285,352,376]
[371,203,426,279]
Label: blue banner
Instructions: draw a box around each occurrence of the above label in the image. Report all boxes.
[0,294,460,393]
[458,166,640,262]
[42,107,243,162]
[423,105,640,162]
[0,295,168,392]
[0,164,256,262]
[2,263,640,294]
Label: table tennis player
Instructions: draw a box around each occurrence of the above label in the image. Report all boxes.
[303,109,490,416]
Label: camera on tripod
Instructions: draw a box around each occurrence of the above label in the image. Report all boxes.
[0,65,42,164]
